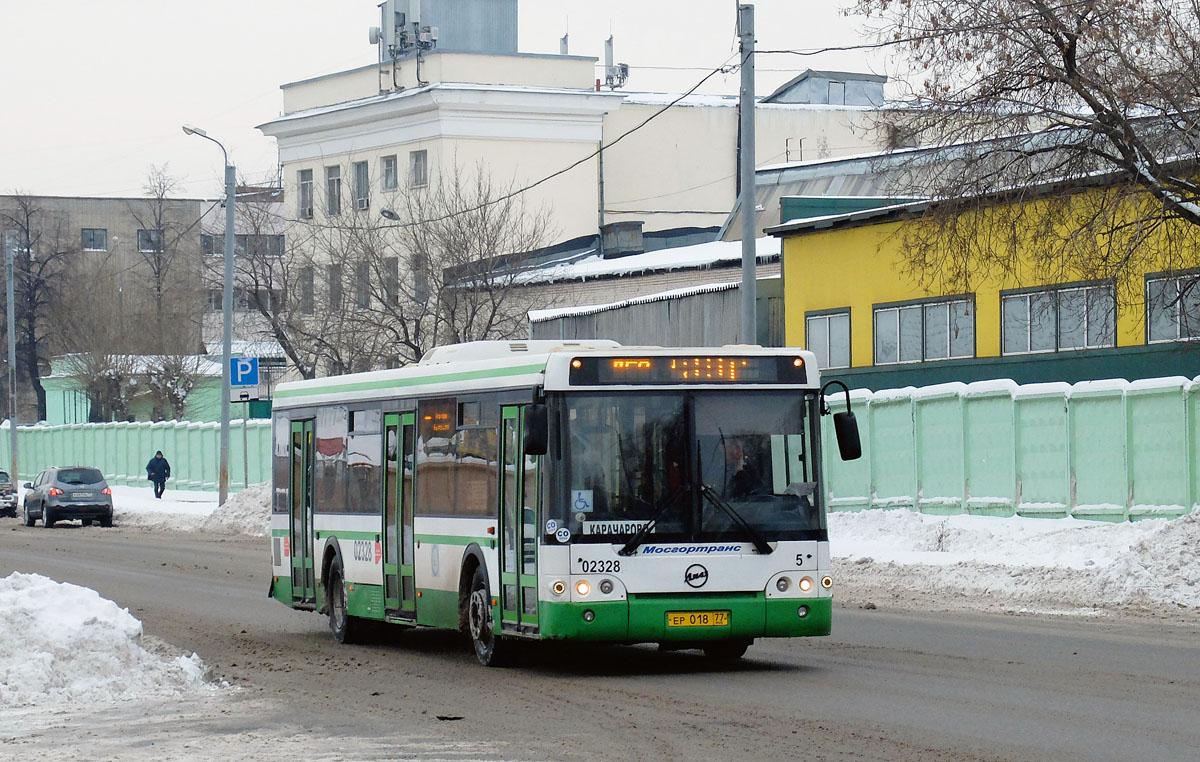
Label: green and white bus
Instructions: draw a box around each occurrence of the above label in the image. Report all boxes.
[268,340,860,665]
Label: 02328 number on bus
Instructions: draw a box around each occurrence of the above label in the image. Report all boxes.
[577,559,621,574]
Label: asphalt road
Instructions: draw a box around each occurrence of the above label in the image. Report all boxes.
[2,522,1198,762]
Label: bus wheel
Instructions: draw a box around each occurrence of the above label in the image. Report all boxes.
[467,566,506,667]
[703,639,751,660]
[327,559,364,644]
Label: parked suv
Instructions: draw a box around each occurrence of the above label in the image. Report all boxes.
[23,466,114,528]
[0,470,15,517]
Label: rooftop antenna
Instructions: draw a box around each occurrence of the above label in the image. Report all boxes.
[604,35,629,89]
[560,15,569,55]
[370,0,438,89]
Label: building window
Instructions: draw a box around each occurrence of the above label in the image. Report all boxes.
[1001,284,1115,354]
[874,297,974,365]
[206,289,222,312]
[327,264,343,310]
[383,256,399,307]
[81,228,107,251]
[1147,274,1200,343]
[298,169,314,219]
[137,228,164,252]
[409,150,428,188]
[233,234,285,257]
[805,310,850,369]
[353,160,370,210]
[381,155,398,190]
[354,261,370,310]
[325,165,342,216]
[299,266,315,316]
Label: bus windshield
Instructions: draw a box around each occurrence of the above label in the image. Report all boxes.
[556,390,823,545]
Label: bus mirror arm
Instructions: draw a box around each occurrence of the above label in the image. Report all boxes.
[820,380,862,461]
[524,403,548,456]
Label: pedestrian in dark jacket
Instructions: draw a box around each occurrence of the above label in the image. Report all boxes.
[146,451,171,499]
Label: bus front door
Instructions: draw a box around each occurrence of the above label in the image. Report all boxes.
[289,419,316,605]
[382,412,417,619]
[500,406,539,631]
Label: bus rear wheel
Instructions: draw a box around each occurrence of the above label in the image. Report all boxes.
[467,566,506,667]
[703,639,751,660]
[327,559,364,644]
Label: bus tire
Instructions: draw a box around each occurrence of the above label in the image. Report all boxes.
[467,565,506,667]
[326,558,364,645]
[703,639,751,660]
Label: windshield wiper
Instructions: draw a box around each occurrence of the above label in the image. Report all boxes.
[617,486,686,557]
[699,484,773,554]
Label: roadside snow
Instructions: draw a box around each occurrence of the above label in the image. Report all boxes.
[0,572,214,709]
[830,508,1200,615]
[109,483,269,536]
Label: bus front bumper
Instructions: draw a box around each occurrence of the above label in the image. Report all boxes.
[539,593,831,643]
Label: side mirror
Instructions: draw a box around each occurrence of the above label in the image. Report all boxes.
[833,411,862,461]
[523,403,548,456]
[23,482,32,489]
[821,379,862,461]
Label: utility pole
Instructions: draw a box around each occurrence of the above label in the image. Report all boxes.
[5,237,17,485]
[738,4,757,344]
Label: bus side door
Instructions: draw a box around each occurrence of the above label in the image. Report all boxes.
[289,419,316,605]
[499,405,539,631]
[382,412,417,619]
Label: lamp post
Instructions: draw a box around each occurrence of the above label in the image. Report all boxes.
[183,124,235,505]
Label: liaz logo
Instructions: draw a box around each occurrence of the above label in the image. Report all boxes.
[685,564,709,588]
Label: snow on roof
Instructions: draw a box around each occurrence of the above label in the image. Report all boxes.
[529,279,759,323]
[516,236,781,286]
[48,355,223,379]
[205,340,287,359]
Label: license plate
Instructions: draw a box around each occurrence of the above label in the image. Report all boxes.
[666,610,730,628]
[72,492,92,499]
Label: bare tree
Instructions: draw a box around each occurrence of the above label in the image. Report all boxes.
[855,0,1200,302]
[126,165,203,353]
[145,354,207,420]
[254,161,554,376]
[1,195,76,421]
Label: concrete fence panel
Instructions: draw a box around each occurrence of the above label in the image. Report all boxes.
[962,381,1017,516]
[1013,383,1071,518]
[868,391,917,510]
[914,384,967,515]
[1068,382,1129,522]
[1126,378,1191,520]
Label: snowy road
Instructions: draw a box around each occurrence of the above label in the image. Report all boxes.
[2,524,1198,761]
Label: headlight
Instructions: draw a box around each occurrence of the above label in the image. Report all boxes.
[798,577,813,592]
[575,580,591,597]
[551,580,566,596]
[821,575,833,589]
[599,579,614,595]
[775,577,790,592]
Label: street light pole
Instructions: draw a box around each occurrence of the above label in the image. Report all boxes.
[5,237,17,487]
[183,125,235,505]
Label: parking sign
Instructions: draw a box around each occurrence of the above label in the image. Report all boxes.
[231,357,259,387]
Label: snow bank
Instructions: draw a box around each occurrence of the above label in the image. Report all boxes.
[0,573,214,708]
[830,507,1200,614]
[200,481,271,536]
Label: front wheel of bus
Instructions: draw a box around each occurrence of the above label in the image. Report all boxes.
[467,566,506,667]
[327,559,364,645]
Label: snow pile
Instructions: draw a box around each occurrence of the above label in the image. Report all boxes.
[111,485,216,532]
[0,573,213,708]
[830,508,1200,615]
[200,481,271,536]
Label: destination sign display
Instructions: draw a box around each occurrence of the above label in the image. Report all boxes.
[568,355,806,385]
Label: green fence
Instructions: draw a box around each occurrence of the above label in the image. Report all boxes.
[0,418,272,493]
[5,375,1198,518]
[822,376,1200,522]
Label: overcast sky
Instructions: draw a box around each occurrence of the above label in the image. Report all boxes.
[0,1,884,199]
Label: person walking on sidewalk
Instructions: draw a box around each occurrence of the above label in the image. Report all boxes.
[146,451,171,499]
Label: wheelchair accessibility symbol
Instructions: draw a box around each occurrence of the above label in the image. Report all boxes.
[571,490,594,513]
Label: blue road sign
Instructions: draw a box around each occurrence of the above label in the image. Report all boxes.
[231,357,259,387]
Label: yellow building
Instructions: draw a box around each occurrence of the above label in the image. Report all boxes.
[769,199,1200,389]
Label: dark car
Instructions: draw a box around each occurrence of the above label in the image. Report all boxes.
[0,470,15,517]
[23,466,114,528]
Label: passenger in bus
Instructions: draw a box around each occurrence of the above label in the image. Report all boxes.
[723,438,765,499]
